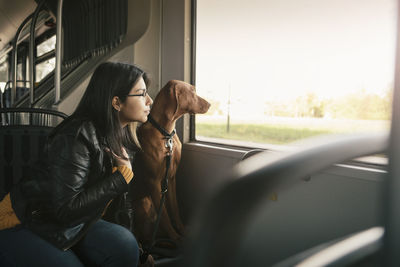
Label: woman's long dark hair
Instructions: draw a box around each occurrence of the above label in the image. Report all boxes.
[54,62,149,158]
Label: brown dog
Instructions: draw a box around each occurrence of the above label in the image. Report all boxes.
[130,80,210,248]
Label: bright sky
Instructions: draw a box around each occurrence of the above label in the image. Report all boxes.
[196,0,397,107]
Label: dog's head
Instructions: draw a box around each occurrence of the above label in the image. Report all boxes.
[152,80,210,121]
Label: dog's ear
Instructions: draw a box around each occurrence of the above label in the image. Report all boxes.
[171,82,183,120]
[164,81,179,121]
[171,81,192,120]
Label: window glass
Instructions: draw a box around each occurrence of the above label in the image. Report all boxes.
[37,35,56,57]
[195,0,396,147]
[0,55,8,93]
[17,63,24,81]
[36,58,55,82]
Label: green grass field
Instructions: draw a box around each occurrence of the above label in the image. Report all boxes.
[196,123,333,144]
[196,119,390,145]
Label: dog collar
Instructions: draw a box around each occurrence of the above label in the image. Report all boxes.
[147,114,176,154]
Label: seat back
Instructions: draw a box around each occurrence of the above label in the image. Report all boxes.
[183,133,388,267]
[0,108,67,199]
[1,81,30,108]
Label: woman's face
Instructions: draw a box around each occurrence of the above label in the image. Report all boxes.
[118,77,153,125]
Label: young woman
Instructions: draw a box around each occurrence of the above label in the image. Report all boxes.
[0,62,153,266]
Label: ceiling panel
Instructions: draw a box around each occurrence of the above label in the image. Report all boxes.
[0,0,37,52]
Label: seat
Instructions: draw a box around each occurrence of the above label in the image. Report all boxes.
[182,133,388,267]
[1,81,30,108]
[0,108,67,199]
[274,226,383,266]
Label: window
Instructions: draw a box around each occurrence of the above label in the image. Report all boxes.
[36,58,55,82]
[0,55,8,93]
[195,0,396,148]
[37,35,56,57]
[36,34,56,83]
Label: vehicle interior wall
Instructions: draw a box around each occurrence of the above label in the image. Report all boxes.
[234,165,384,265]
[37,0,185,124]
[176,142,385,228]
[42,0,161,116]
[56,44,136,115]
[133,0,162,94]
[3,0,151,110]
[176,143,246,222]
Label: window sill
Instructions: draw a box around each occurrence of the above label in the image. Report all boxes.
[190,136,388,168]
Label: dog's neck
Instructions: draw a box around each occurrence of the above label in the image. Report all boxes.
[149,112,177,134]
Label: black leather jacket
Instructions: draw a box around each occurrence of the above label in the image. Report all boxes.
[10,118,130,250]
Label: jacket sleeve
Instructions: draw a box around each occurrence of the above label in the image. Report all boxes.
[47,133,128,225]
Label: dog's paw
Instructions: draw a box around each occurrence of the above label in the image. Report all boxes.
[139,254,154,267]
[138,247,155,267]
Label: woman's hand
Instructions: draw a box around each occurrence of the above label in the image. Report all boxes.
[115,147,132,170]
[106,147,132,170]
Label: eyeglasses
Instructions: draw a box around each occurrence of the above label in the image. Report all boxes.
[127,89,147,97]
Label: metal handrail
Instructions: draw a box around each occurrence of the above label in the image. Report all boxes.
[54,0,64,105]
[0,107,68,126]
[0,107,67,119]
[29,0,46,107]
[11,13,33,106]
[5,80,30,90]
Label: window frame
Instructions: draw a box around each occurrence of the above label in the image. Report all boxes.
[34,28,56,85]
[189,0,391,167]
